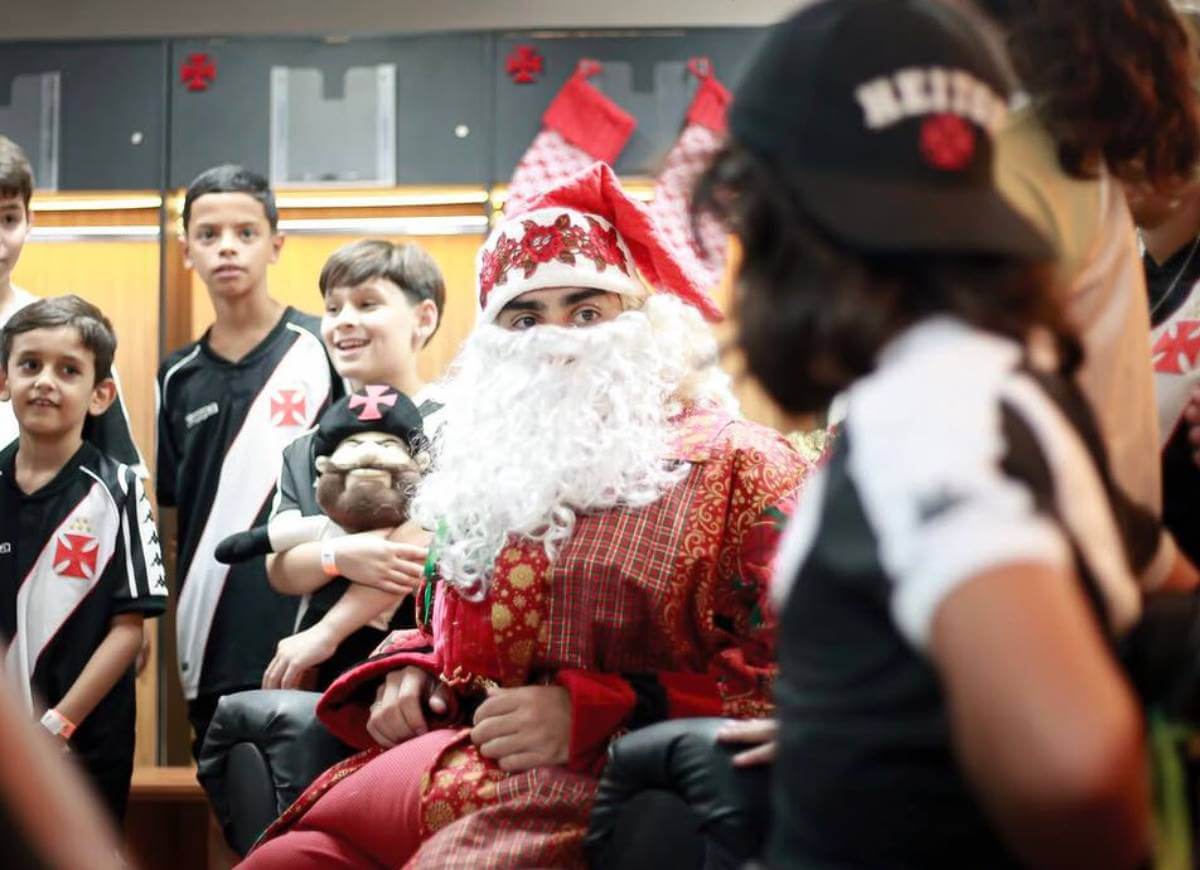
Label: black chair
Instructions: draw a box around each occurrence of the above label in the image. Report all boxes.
[588,717,771,870]
[197,691,768,866]
[196,689,356,856]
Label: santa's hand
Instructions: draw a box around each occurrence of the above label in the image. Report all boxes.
[366,665,453,748]
[470,685,572,772]
[716,717,778,767]
[333,531,427,595]
[1187,386,1200,468]
[262,623,337,690]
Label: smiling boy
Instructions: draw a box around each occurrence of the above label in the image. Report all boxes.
[260,239,445,690]
[0,295,166,822]
[156,165,342,753]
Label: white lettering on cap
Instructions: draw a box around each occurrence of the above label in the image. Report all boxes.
[895,69,933,116]
[855,67,1008,132]
[855,79,905,129]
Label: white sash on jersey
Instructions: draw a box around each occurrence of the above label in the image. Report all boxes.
[176,326,332,699]
[4,481,118,711]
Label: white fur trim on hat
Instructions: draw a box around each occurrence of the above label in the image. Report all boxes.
[475,207,644,324]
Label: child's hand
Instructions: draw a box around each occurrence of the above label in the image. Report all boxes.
[333,531,427,595]
[262,623,337,690]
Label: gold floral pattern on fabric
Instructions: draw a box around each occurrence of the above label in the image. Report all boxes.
[488,542,552,683]
[410,765,596,869]
[432,543,552,693]
[417,733,509,841]
[690,430,810,716]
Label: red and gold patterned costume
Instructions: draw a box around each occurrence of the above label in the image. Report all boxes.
[246,405,809,868]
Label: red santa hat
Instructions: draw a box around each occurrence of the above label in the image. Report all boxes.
[476,162,724,325]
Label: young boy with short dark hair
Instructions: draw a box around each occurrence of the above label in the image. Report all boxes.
[261,238,445,690]
[156,164,342,752]
[0,135,146,471]
[0,295,166,822]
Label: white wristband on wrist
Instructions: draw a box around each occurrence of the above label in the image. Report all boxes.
[40,708,76,740]
[320,539,340,578]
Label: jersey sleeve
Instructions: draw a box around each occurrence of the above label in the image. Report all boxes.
[83,366,147,478]
[271,434,313,519]
[110,467,168,616]
[154,367,179,508]
[850,390,1073,652]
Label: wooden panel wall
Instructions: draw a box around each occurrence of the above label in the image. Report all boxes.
[12,193,162,767]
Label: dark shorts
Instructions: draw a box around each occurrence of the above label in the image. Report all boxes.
[74,749,134,824]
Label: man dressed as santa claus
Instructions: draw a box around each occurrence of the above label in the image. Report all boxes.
[241,163,811,869]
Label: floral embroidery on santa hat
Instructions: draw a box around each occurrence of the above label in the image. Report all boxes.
[476,162,724,324]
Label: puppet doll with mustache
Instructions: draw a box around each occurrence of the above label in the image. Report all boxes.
[216,386,429,565]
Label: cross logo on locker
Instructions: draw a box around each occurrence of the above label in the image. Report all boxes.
[54,518,99,581]
[270,388,308,428]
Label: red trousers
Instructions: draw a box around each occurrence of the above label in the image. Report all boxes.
[240,730,459,870]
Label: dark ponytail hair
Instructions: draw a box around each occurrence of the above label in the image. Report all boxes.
[995,0,1200,187]
[693,144,1078,415]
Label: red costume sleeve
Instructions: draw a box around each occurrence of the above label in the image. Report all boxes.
[556,429,809,774]
[316,627,443,749]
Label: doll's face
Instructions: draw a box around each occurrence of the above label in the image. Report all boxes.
[315,432,424,531]
[324,431,416,476]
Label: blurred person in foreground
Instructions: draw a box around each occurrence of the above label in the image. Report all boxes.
[700,0,1154,866]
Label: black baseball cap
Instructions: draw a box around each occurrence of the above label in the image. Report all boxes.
[730,0,1053,261]
[313,385,425,458]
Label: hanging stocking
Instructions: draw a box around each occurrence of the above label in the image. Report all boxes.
[649,58,731,294]
[505,59,637,216]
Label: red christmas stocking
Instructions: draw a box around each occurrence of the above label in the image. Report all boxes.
[505,59,637,215]
[649,58,731,294]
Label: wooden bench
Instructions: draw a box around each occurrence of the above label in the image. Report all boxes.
[125,767,237,870]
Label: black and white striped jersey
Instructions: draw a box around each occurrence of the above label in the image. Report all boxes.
[156,307,343,700]
[769,318,1150,869]
[0,441,166,769]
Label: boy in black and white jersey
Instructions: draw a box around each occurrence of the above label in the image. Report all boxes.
[156,165,342,753]
[260,239,444,691]
[0,295,166,822]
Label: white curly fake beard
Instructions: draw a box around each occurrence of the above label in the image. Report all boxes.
[411,294,730,600]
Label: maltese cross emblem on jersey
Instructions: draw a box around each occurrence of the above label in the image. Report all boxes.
[270,388,308,427]
[1153,320,1200,375]
[54,531,99,580]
